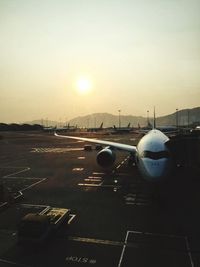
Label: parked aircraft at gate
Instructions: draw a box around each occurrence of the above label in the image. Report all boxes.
[55,125,172,182]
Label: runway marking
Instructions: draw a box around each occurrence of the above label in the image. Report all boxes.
[78,156,85,159]
[3,167,30,178]
[73,168,84,171]
[68,214,76,225]
[65,256,96,264]
[21,204,76,225]
[0,167,46,192]
[68,236,123,247]
[113,156,129,173]
[31,147,84,153]
[20,178,46,192]
[84,177,102,182]
[78,183,121,189]
[118,231,129,267]
[124,193,150,206]
[78,183,103,187]
[185,236,195,267]
[78,156,130,190]
[118,230,194,267]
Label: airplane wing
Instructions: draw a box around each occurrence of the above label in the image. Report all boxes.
[54,132,137,153]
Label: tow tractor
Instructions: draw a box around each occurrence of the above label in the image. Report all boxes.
[18,206,71,244]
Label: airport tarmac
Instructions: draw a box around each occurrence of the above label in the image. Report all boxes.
[0,131,199,267]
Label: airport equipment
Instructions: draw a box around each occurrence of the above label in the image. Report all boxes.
[18,207,70,244]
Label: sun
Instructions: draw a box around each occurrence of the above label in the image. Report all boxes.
[76,77,92,94]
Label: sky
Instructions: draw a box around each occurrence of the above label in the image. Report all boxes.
[0,0,200,123]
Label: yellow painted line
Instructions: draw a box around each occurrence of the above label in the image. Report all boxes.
[68,236,123,247]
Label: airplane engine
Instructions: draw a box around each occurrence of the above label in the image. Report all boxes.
[96,147,116,168]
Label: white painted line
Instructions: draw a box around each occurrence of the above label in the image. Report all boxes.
[0,258,30,267]
[124,231,193,266]
[20,178,46,192]
[69,236,122,246]
[185,236,194,267]
[127,230,142,234]
[72,168,84,171]
[93,172,105,175]
[88,176,102,179]
[0,202,8,208]
[84,178,102,182]
[78,183,121,189]
[78,182,103,187]
[118,231,129,267]
[68,214,76,225]
[3,167,30,178]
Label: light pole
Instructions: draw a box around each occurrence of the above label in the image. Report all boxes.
[147,110,149,126]
[176,108,178,128]
[187,109,190,128]
[118,110,121,129]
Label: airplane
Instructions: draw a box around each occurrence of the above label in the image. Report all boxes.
[112,123,132,134]
[54,111,172,182]
[87,122,104,132]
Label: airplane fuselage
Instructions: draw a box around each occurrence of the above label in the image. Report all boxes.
[136,129,172,181]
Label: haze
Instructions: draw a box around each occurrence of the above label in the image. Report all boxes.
[0,0,200,123]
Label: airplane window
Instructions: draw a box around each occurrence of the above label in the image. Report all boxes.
[141,150,169,160]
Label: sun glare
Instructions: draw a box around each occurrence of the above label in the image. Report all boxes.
[76,77,92,94]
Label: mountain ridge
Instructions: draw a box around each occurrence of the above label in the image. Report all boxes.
[23,107,200,128]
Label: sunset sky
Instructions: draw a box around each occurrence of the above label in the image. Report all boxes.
[0,0,200,123]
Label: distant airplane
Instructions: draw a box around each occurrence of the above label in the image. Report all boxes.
[112,122,132,134]
[55,111,172,182]
[87,122,104,132]
[54,123,77,133]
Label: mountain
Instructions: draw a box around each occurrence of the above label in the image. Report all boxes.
[156,107,200,126]
[68,113,146,128]
[24,107,200,128]
[68,108,200,128]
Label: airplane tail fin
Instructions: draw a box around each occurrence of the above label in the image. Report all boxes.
[153,107,156,129]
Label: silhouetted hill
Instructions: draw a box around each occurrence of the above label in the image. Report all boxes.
[68,113,146,128]
[157,107,200,126]
[69,108,200,128]
[22,107,200,128]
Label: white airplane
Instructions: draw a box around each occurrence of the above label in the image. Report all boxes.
[54,113,172,182]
